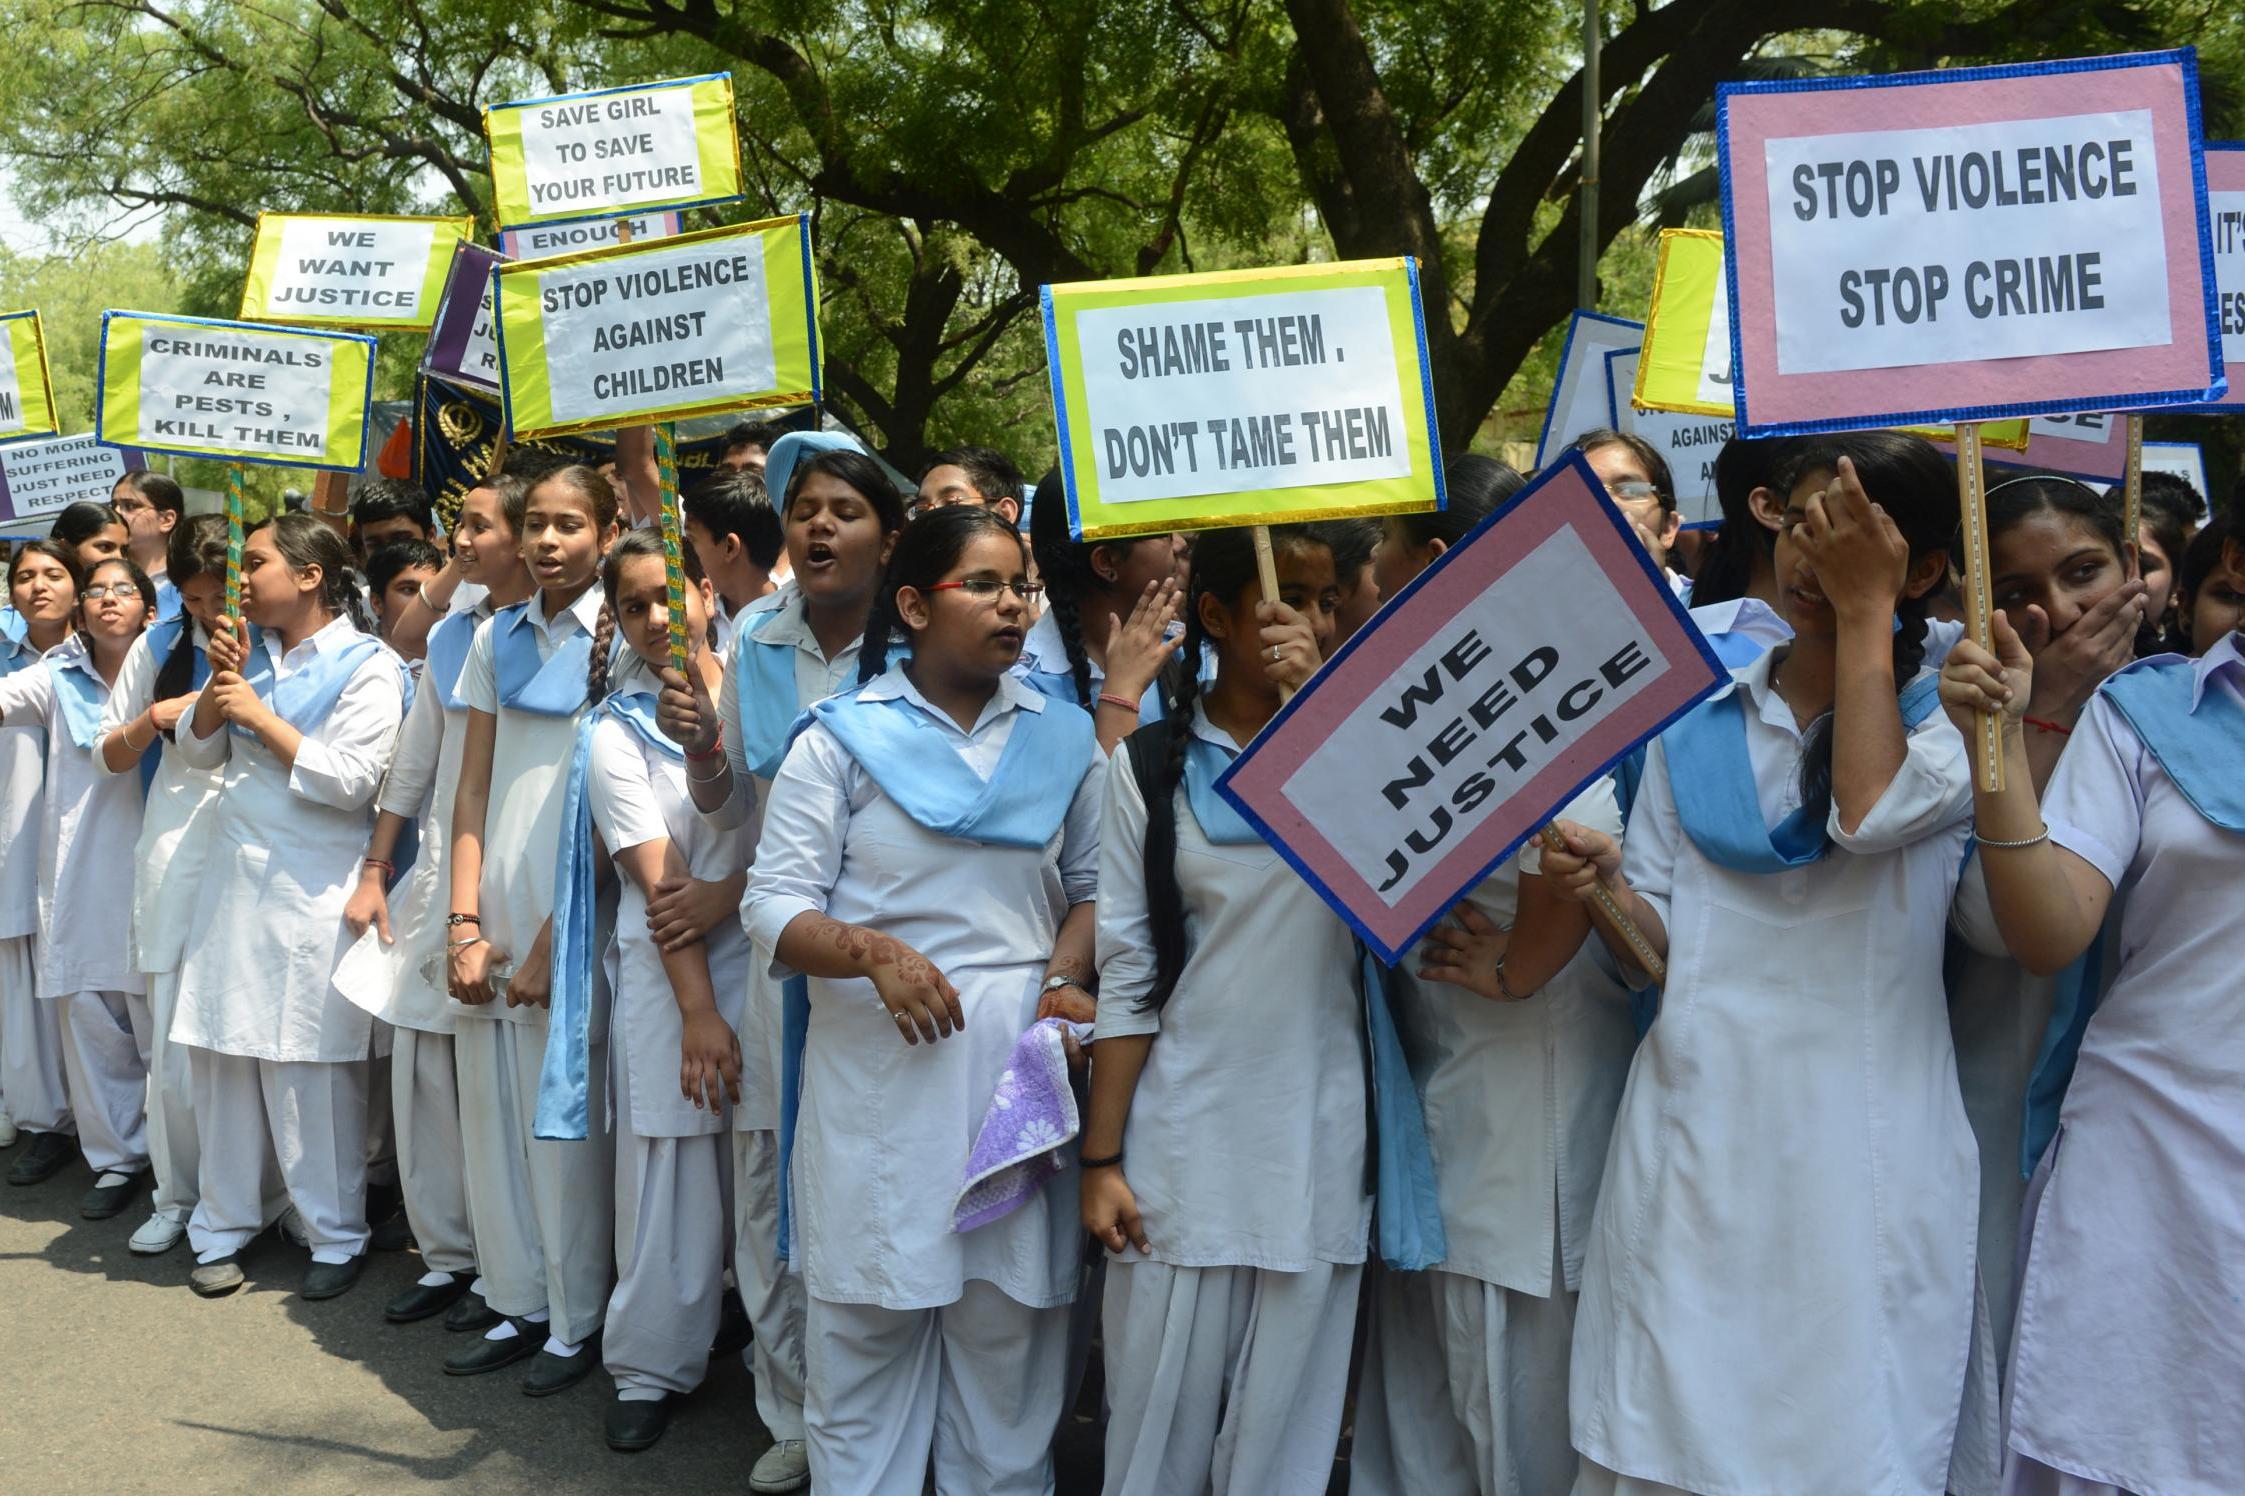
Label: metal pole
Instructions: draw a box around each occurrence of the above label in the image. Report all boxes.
[1578,0,1601,309]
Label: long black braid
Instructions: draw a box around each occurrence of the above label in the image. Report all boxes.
[153,515,230,704]
[1028,469,1100,707]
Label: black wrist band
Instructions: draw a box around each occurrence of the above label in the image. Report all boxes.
[447,913,481,927]
[1079,1151,1123,1170]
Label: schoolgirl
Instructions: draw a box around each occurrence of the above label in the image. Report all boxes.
[49,500,130,575]
[1683,436,1799,612]
[1020,471,1184,752]
[1314,517,1385,647]
[742,505,1102,1495]
[171,515,407,1301]
[0,551,153,1221]
[340,476,532,1329]
[1569,429,1684,591]
[659,429,906,1491]
[92,516,233,1254]
[541,531,751,1452]
[2172,520,2244,654]
[1937,498,2245,1496]
[1085,524,1392,1496]
[0,542,78,1186]
[445,464,620,1388]
[1346,458,1633,1496]
[1552,432,1979,1495]
[1940,477,2150,1492]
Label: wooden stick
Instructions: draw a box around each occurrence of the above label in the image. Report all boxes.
[2122,413,2144,575]
[1956,423,2005,792]
[1537,823,1666,985]
[654,421,690,674]
[224,465,246,622]
[486,429,510,482]
[1251,524,1293,703]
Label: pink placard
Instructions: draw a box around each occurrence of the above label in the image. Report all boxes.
[1217,455,1724,964]
[1720,51,2224,435]
[1930,411,2130,482]
[2205,142,2245,410]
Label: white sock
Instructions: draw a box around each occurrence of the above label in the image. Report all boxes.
[469,1275,489,1298]
[309,1249,355,1266]
[523,1308,551,1325]
[483,1319,522,1343]
[616,1387,666,1402]
[416,1270,456,1288]
[541,1334,582,1358]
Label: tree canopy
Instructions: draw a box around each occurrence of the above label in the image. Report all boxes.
[4,0,2239,479]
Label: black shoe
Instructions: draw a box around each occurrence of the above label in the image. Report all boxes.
[189,1254,246,1298]
[604,1392,677,1452]
[6,1131,76,1186]
[444,1290,503,1334]
[522,1331,602,1397]
[711,1288,752,1360]
[301,1256,364,1301]
[444,1324,541,1376]
[369,1209,413,1253]
[79,1169,146,1220]
[386,1274,472,1324]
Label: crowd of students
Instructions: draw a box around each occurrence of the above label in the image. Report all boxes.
[0,415,2238,1496]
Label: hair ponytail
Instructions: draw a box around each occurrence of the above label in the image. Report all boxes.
[585,599,618,705]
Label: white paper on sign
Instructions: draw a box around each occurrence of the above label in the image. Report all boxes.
[2028,410,2116,442]
[518,89,701,218]
[136,325,336,460]
[1697,280,1736,409]
[539,236,776,425]
[0,333,22,436]
[1604,352,1731,528]
[1535,314,1642,470]
[270,218,441,318]
[1074,285,1410,505]
[503,213,680,258]
[1762,110,2169,375]
[2212,187,2245,376]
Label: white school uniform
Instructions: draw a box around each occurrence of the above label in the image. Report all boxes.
[0,638,151,1173]
[0,632,71,1138]
[172,617,405,1261]
[1998,636,2245,1496]
[589,657,754,1396]
[711,581,858,1439]
[95,623,223,1223]
[1351,778,1632,1496]
[1092,703,1369,1496]
[1569,650,1977,1496]
[452,585,613,1343]
[744,667,1100,1496]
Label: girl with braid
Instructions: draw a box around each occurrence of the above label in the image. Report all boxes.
[1083,525,1377,1496]
[743,506,1103,1495]
[1547,433,1979,1495]
[1022,470,1184,752]
[445,466,618,1388]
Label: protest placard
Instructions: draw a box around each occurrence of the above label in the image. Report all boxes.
[239,213,473,331]
[1599,348,1729,528]
[1215,452,1724,964]
[422,242,509,395]
[2203,142,2244,410]
[0,432,142,530]
[499,211,684,259]
[95,312,376,471]
[485,75,742,230]
[1043,259,1443,540]
[1930,410,2131,482]
[2142,438,2210,499]
[1634,229,1736,418]
[493,215,819,440]
[1718,49,2225,435]
[0,310,58,445]
[1535,310,1644,469]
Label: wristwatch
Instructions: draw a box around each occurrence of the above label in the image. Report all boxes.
[1043,974,1092,997]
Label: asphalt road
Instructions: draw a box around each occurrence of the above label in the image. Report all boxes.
[0,1146,1110,1494]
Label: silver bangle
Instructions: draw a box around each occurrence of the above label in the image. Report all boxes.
[1493,955,1533,1001]
[1974,827,2052,850]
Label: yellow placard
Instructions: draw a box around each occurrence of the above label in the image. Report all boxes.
[485,74,743,230]
[1044,259,1443,540]
[0,311,60,444]
[241,212,473,331]
[1634,229,2029,450]
[95,311,376,471]
[494,215,821,440]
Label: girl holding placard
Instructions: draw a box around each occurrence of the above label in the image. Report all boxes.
[1546,433,1978,1496]
[0,553,154,1222]
[171,516,407,1301]
[1344,457,1635,1496]
[1937,500,2245,1496]
[446,466,618,1388]
[1084,525,1386,1496]
[0,542,79,1186]
[93,516,233,1255]
[340,476,533,1329]
[742,505,1102,1496]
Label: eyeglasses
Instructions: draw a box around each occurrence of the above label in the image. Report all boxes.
[924,579,1042,603]
[81,584,143,602]
[1604,480,1661,501]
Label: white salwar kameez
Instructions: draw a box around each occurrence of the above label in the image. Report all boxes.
[1093,705,1369,1496]
[0,640,150,1173]
[744,668,1099,1496]
[0,631,51,1136]
[172,618,404,1263]
[96,624,224,1224]
[1999,637,2245,1496]
[453,587,612,1343]
[1351,778,1631,1496]
[1569,652,1978,1496]
[587,669,753,1397]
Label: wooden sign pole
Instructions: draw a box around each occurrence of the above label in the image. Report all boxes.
[1537,823,1667,984]
[1955,422,2005,792]
[1252,523,1294,703]
[654,421,691,674]
[2122,413,2145,576]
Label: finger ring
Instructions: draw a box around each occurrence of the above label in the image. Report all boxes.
[893,1010,911,1027]
[1268,644,1282,662]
